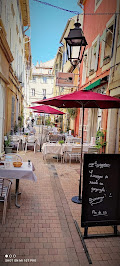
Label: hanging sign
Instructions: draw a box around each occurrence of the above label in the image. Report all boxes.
[56,72,74,87]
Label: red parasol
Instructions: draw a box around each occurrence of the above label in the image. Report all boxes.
[28,105,65,115]
[33,90,120,204]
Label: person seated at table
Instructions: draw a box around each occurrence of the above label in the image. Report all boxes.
[30,127,36,135]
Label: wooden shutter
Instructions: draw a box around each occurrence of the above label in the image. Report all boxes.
[100,29,106,68]
[87,47,92,76]
[11,96,15,130]
[94,36,100,71]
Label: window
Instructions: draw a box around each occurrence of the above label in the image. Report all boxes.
[11,96,15,130]
[94,0,103,12]
[31,89,35,96]
[43,77,47,83]
[62,46,68,66]
[100,15,115,68]
[42,89,46,99]
[104,25,114,59]
[82,51,88,85]
[33,76,36,82]
[118,16,120,46]
[87,35,100,76]
[55,63,59,75]
[48,69,52,74]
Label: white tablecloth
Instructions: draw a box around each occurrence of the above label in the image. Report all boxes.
[0,162,37,181]
[42,143,63,156]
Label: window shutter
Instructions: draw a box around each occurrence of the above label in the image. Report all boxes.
[94,36,100,71]
[100,29,106,68]
[11,96,15,130]
[87,47,92,76]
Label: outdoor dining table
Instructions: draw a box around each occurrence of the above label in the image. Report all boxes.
[42,142,92,163]
[42,142,63,162]
[0,162,37,208]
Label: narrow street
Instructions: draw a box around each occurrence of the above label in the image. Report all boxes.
[0,150,120,265]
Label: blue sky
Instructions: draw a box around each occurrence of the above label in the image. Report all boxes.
[28,0,82,65]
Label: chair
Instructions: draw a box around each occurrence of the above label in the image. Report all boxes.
[10,135,20,153]
[49,134,58,143]
[88,147,98,154]
[25,135,37,153]
[68,147,81,165]
[0,178,12,224]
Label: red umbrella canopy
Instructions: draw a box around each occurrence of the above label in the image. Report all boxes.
[34,90,120,109]
[29,105,65,115]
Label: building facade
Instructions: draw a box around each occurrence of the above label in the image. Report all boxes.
[29,59,54,104]
[0,0,31,153]
[77,0,120,152]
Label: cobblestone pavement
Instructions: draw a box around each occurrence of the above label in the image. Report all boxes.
[0,150,120,266]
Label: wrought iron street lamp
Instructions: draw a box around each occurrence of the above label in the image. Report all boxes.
[65,15,87,68]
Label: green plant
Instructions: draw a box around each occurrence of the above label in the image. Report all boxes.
[46,117,51,126]
[58,140,64,144]
[95,130,107,153]
[4,135,12,147]
[18,115,24,129]
[67,108,77,118]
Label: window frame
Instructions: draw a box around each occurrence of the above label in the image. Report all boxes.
[31,88,35,97]
[82,49,88,85]
[100,15,115,68]
[94,0,103,13]
[87,35,100,76]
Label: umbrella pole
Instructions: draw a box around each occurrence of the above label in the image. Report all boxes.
[71,106,84,204]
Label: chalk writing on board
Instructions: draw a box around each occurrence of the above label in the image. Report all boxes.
[91,187,105,193]
[88,161,111,169]
[89,170,103,180]
[92,210,108,216]
[89,196,105,206]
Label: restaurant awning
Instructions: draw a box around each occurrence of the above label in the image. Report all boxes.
[85,79,101,91]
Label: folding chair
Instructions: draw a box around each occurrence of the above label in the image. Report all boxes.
[68,147,81,165]
[0,178,12,224]
[25,135,37,153]
[88,147,98,154]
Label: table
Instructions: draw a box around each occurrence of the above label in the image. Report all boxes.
[42,143,63,162]
[0,162,37,207]
[42,142,93,163]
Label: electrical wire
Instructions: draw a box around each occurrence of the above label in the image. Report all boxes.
[33,0,79,15]
[33,0,120,16]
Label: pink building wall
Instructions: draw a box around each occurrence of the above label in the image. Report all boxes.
[75,0,116,137]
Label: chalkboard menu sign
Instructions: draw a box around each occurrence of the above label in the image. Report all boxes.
[81,154,120,227]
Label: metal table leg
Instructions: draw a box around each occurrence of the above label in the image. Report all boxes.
[15,179,21,208]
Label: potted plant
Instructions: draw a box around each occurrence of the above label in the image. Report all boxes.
[4,135,13,154]
[95,129,107,153]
